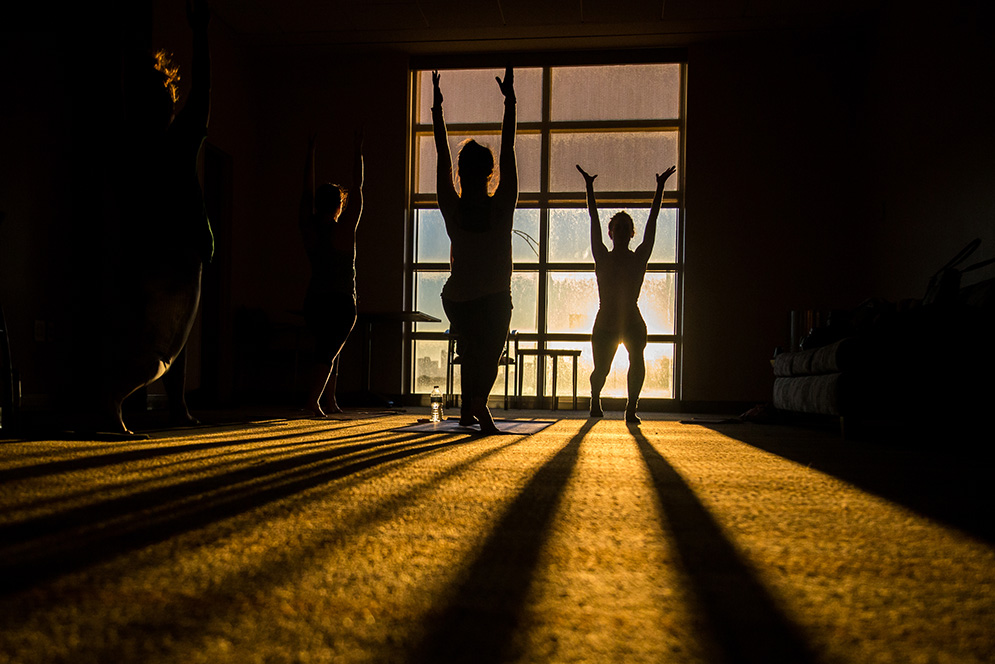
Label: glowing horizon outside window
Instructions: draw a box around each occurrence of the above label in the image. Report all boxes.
[408,62,684,400]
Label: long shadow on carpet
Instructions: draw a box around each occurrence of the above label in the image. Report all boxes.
[0,430,473,594]
[631,425,817,664]
[0,435,534,664]
[696,421,995,545]
[408,420,592,664]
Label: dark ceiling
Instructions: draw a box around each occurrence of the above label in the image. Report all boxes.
[207,0,881,49]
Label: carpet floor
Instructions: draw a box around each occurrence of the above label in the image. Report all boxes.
[0,409,992,663]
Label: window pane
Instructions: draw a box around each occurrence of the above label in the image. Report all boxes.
[637,208,678,264]
[413,271,449,332]
[547,209,592,262]
[513,209,540,264]
[418,271,535,337]
[417,208,541,265]
[544,341,674,398]
[420,339,522,399]
[549,207,678,263]
[413,340,449,395]
[546,272,674,335]
[551,64,681,121]
[640,272,677,335]
[550,131,678,192]
[416,132,541,194]
[546,272,599,334]
[416,68,542,124]
[413,340,517,398]
[415,209,448,263]
[511,271,539,333]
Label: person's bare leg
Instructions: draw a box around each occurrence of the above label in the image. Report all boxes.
[624,339,646,424]
[320,357,344,414]
[320,373,343,413]
[457,339,478,426]
[164,347,199,426]
[470,395,498,434]
[589,370,607,418]
[305,363,332,417]
[89,356,165,436]
[590,326,618,418]
[459,384,477,427]
[459,401,478,427]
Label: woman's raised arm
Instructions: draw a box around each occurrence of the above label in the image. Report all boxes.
[636,165,676,261]
[340,130,364,233]
[431,71,458,216]
[577,164,607,261]
[494,66,518,209]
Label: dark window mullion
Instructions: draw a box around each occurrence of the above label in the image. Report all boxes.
[533,66,554,399]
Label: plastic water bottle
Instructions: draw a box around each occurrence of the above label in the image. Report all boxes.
[430,386,443,423]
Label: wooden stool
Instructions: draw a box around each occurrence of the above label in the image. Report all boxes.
[515,348,581,410]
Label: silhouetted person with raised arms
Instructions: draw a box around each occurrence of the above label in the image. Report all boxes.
[300,131,364,417]
[433,67,517,435]
[82,0,213,436]
[578,163,676,424]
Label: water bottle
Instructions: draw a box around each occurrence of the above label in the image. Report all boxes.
[430,386,443,422]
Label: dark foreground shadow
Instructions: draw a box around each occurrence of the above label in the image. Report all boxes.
[0,422,372,482]
[0,430,471,595]
[631,425,816,664]
[408,420,593,664]
[0,435,531,664]
[700,421,995,545]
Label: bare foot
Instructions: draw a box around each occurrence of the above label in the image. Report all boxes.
[469,398,499,434]
[304,401,327,418]
[169,408,200,427]
[590,398,603,418]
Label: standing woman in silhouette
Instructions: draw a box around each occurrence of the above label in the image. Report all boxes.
[577,163,675,423]
[300,131,364,417]
[83,0,214,436]
[432,68,517,434]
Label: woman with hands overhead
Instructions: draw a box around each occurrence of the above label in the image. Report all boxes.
[432,67,517,435]
[81,0,213,436]
[299,131,364,417]
[577,163,676,424]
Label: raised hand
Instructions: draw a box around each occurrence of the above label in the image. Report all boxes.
[496,67,515,101]
[657,165,677,187]
[576,164,597,186]
[432,70,443,107]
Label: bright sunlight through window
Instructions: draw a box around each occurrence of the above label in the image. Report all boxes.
[408,60,685,402]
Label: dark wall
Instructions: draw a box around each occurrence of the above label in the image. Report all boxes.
[0,32,74,407]
[236,47,411,398]
[683,29,876,401]
[863,3,995,296]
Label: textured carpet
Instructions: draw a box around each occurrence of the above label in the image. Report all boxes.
[0,413,992,663]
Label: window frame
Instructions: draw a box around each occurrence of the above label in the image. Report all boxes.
[405,51,687,404]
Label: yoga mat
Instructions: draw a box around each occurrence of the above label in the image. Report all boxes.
[396,418,556,435]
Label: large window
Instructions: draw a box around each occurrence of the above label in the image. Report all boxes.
[407,59,685,403]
